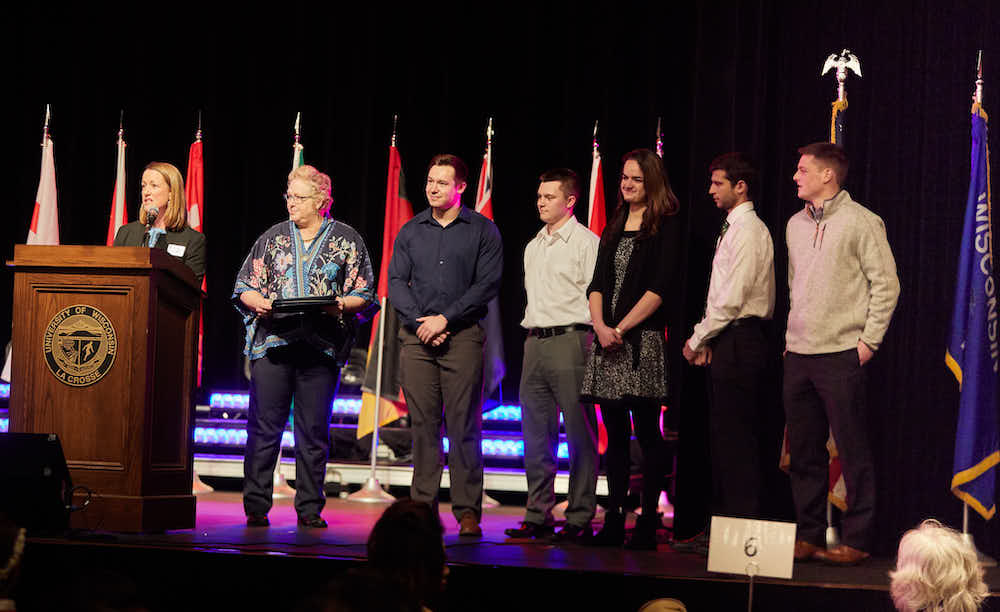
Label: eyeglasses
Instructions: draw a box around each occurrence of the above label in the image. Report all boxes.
[283,192,315,204]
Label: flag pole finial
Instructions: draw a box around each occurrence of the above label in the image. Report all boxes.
[655,117,663,158]
[974,50,984,105]
[486,117,494,148]
[118,109,124,142]
[294,112,301,145]
[42,104,51,145]
[593,120,599,153]
[196,110,203,142]
[822,48,862,102]
[391,114,398,147]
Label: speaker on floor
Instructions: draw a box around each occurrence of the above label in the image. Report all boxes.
[0,433,72,534]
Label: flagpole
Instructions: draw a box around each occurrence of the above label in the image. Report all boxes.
[348,115,397,502]
[349,296,396,503]
[190,108,213,495]
[959,51,995,566]
[42,104,51,146]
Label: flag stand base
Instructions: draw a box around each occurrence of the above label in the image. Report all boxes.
[272,464,296,499]
[192,470,214,495]
[483,491,500,509]
[825,526,840,549]
[347,477,396,503]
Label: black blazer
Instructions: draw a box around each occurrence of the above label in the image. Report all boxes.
[587,214,681,334]
[113,221,207,281]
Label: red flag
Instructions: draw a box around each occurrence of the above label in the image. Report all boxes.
[588,145,607,237]
[4,129,59,382]
[28,135,59,246]
[106,131,127,245]
[358,142,414,439]
[185,133,206,386]
[588,132,609,453]
[474,125,506,399]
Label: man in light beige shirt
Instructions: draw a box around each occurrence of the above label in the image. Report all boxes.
[784,142,899,567]
[505,168,600,543]
[681,153,774,551]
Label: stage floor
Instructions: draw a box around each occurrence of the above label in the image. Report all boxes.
[17,491,1000,611]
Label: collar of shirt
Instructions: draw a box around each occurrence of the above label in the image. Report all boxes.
[725,201,756,226]
[417,204,473,227]
[535,213,579,244]
[807,189,849,220]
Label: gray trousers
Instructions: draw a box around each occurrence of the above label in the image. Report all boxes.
[399,324,485,521]
[519,330,598,527]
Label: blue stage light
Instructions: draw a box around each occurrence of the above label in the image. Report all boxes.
[332,398,362,415]
[0,418,7,433]
[0,383,9,399]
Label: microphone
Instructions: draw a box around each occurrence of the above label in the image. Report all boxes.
[143,206,160,246]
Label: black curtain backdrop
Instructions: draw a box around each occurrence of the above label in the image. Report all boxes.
[4,2,997,555]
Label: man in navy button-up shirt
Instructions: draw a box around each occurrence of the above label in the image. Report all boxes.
[388,154,502,536]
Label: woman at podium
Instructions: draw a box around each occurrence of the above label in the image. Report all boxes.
[232,164,377,529]
[112,161,206,281]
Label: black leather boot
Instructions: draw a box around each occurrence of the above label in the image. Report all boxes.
[588,510,625,547]
[625,514,661,550]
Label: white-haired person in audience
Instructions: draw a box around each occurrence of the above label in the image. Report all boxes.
[889,519,988,612]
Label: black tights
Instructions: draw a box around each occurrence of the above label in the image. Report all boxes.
[601,401,666,518]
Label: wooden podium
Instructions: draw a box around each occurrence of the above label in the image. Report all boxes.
[8,245,201,532]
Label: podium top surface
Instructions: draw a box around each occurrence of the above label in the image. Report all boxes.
[8,245,200,290]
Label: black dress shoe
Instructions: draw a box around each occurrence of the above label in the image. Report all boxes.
[550,522,593,544]
[297,514,328,528]
[671,532,710,556]
[246,513,270,527]
[504,521,554,538]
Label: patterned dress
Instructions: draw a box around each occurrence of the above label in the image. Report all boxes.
[580,232,668,403]
[232,218,377,365]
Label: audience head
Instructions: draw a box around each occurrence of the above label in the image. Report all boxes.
[889,519,987,612]
[367,499,447,608]
[0,514,25,600]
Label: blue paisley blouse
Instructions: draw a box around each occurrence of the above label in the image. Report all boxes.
[232,218,378,364]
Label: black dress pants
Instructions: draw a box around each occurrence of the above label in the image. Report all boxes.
[707,321,768,519]
[243,343,339,518]
[399,324,485,522]
[783,349,875,550]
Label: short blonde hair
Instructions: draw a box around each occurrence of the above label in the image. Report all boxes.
[889,519,987,612]
[139,162,187,231]
[288,165,333,217]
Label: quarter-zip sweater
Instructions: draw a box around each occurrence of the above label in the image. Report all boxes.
[785,189,900,354]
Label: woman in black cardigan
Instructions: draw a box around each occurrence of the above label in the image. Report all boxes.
[581,148,680,549]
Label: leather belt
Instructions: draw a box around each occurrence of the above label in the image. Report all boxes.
[527,324,591,338]
[729,316,765,328]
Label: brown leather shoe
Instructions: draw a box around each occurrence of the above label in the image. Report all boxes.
[458,512,482,537]
[794,540,822,561]
[815,544,870,566]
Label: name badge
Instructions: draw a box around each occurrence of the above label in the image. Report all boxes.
[167,244,186,257]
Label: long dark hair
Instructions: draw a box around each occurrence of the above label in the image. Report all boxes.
[604,148,679,243]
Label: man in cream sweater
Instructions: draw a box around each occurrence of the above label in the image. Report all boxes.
[785,142,900,566]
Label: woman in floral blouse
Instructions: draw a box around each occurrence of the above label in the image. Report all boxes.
[233,164,377,529]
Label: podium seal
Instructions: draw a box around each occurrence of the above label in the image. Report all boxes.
[42,304,118,387]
